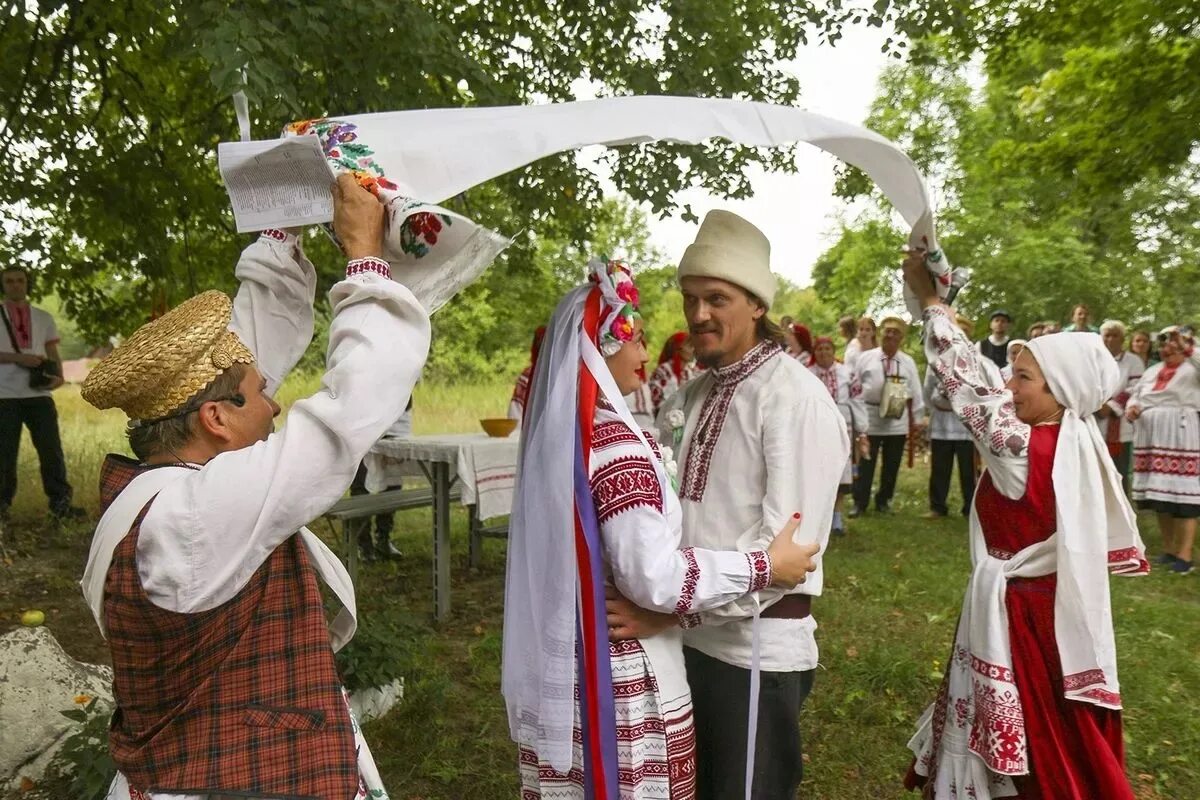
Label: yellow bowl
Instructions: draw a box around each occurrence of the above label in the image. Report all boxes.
[480,418,518,438]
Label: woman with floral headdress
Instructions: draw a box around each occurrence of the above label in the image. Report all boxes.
[504,260,819,800]
[648,331,698,416]
[900,251,1148,800]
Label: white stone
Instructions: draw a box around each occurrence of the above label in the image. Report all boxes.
[0,626,112,788]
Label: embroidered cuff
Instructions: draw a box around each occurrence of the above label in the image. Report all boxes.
[678,612,702,629]
[259,228,289,243]
[747,550,772,592]
[346,257,392,280]
[922,303,953,324]
[674,548,700,617]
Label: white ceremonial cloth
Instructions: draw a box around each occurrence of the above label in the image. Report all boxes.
[857,347,925,436]
[227,97,955,308]
[81,232,430,800]
[908,307,1148,798]
[664,348,848,671]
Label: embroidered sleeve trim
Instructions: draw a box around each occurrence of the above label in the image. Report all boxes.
[591,455,663,524]
[674,548,700,616]
[346,256,392,280]
[260,228,288,242]
[593,420,642,451]
[747,550,772,592]
[678,612,702,629]
[924,304,1030,459]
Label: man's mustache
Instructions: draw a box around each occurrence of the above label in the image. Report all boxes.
[689,326,719,335]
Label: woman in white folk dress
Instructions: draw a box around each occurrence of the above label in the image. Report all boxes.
[1126,325,1200,574]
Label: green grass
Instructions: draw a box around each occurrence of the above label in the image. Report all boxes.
[2,377,1197,799]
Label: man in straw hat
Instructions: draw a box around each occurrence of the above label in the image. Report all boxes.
[851,314,924,517]
[608,210,848,799]
[78,173,430,800]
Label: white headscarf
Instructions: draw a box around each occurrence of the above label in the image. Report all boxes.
[1022,332,1148,706]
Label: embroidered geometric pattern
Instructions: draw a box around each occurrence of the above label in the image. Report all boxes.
[1132,448,1200,477]
[594,420,644,452]
[949,648,1028,776]
[680,340,781,502]
[260,228,287,242]
[746,550,772,592]
[674,548,700,617]
[346,257,392,280]
[592,455,663,523]
[518,639,693,799]
[1062,668,1106,692]
[926,306,1030,459]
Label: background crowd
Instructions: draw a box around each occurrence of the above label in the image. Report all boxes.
[509,298,1199,576]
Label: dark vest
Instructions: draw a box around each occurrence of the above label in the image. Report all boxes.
[979,338,1008,370]
[100,456,357,799]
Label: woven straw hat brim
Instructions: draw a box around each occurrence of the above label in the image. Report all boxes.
[81,290,256,420]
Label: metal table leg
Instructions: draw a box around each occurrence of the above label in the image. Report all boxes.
[431,460,452,621]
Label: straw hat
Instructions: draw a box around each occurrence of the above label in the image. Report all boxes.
[82,291,255,421]
[677,210,776,309]
[879,315,908,334]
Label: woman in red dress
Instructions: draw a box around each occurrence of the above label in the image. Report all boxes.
[900,252,1149,800]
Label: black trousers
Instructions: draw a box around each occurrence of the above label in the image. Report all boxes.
[685,646,815,800]
[349,461,399,547]
[928,438,976,515]
[852,434,906,511]
[0,396,72,511]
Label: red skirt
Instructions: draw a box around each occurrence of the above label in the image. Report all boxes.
[906,575,1134,799]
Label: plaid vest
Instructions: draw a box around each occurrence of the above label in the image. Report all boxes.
[99,455,358,799]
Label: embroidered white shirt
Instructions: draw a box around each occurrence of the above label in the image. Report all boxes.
[664,343,849,671]
[857,347,925,436]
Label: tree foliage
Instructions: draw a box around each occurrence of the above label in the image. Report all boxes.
[0,0,924,357]
[820,1,1200,330]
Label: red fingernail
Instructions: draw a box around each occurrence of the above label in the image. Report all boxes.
[793,512,801,519]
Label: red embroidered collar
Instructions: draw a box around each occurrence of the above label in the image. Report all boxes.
[680,340,782,502]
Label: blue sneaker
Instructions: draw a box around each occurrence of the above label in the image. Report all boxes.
[1168,558,1194,575]
[1157,552,1177,565]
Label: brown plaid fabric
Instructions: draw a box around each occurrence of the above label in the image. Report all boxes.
[99,455,358,799]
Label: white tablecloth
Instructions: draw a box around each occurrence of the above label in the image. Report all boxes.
[364,433,519,520]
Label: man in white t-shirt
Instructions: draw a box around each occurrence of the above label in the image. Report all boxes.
[0,266,82,521]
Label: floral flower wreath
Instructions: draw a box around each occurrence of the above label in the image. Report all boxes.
[589,258,641,357]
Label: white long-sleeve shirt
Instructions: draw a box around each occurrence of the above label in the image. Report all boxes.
[663,341,849,671]
[857,346,925,436]
[133,234,431,614]
[809,361,867,436]
[924,366,973,442]
[110,233,429,800]
[1099,350,1145,443]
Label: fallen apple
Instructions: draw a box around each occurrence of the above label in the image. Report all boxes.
[20,609,45,627]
